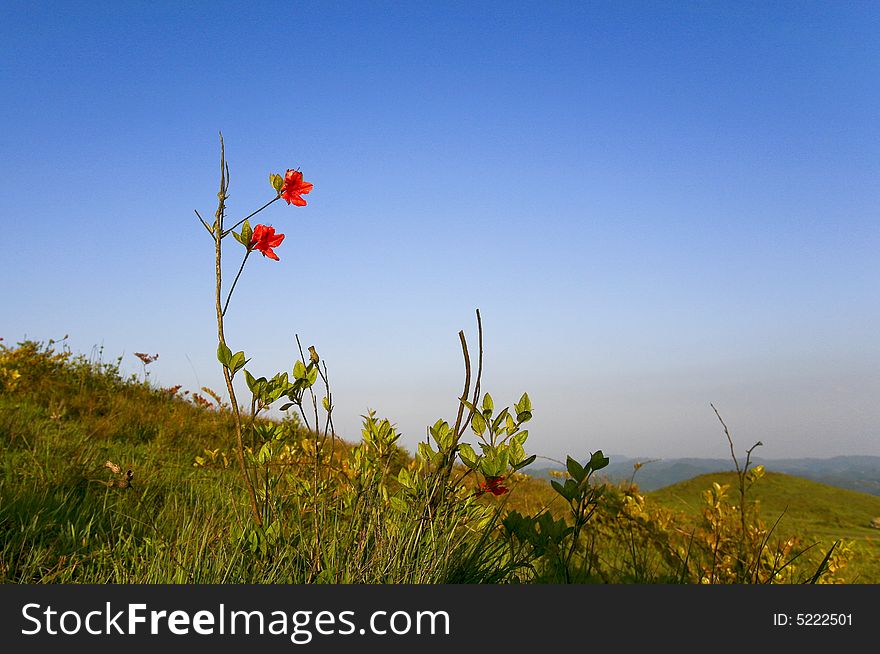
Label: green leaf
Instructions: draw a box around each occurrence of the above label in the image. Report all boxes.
[293,360,306,380]
[257,442,273,465]
[481,393,494,419]
[458,443,479,469]
[244,369,257,392]
[513,454,536,471]
[590,450,610,472]
[266,382,284,403]
[516,410,532,424]
[306,366,319,386]
[566,456,586,483]
[515,392,532,414]
[322,396,331,412]
[397,467,411,489]
[230,351,248,376]
[552,479,579,502]
[280,402,295,412]
[436,425,453,450]
[240,219,253,246]
[217,342,233,367]
[470,411,487,436]
[429,419,450,445]
[270,173,284,193]
[509,439,525,465]
[417,441,435,462]
[479,448,508,477]
[491,408,509,434]
[268,373,288,401]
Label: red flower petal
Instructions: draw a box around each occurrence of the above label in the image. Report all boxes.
[267,232,285,247]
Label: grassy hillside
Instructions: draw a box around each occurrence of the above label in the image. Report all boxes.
[0,339,530,583]
[2,338,876,583]
[648,472,880,582]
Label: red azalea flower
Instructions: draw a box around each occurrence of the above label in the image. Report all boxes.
[477,476,509,497]
[251,224,285,261]
[280,169,314,206]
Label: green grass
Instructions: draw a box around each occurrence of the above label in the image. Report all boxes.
[1,393,275,583]
[648,471,880,583]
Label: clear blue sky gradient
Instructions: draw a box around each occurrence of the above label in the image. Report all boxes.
[2,1,878,460]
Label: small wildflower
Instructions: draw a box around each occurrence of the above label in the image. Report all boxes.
[477,475,509,497]
[251,224,285,261]
[280,169,313,206]
[134,352,158,365]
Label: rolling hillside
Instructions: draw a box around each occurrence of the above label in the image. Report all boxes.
[530,455,880,495]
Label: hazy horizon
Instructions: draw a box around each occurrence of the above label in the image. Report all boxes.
[2,2,877,461]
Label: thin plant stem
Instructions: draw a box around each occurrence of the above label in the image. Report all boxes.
[222,196,281,237]
[296,335,323,581]
[212,133,262,528]
[222,250,251,317]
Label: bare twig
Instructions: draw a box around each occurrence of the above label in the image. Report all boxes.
[194,209,213,236]
[711,402,763,579]
[711,402,741,476]
[451,331,471,439]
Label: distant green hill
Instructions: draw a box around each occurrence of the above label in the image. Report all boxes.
[530,455,880,495]
[647,471,880,583]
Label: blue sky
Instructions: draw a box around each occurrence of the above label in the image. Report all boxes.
[2,1,878,460]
